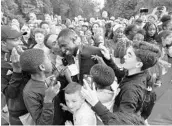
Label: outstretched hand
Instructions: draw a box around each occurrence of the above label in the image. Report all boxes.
[11,47,22,73]
[91,55,106,65]
[99,45,111,60]
[81,79,99,107]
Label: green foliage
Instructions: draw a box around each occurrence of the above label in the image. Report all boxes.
[2,0,172,23]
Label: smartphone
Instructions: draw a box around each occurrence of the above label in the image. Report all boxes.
[83,74,93,89]
[45,75,57,87]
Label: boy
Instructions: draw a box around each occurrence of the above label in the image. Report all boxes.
[90,64,119,112]
[20,49,60,125]
[64,82,96,125]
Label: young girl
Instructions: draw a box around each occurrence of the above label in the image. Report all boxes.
[33,28,50,55]
[143,22,158,44]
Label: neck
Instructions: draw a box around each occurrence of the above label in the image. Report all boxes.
[128,68,141,76]
[31,72,46,82]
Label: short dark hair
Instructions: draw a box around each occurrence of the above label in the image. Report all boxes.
[124,24,137,36]
[57,28,75,40]
[64,82,82,94]
[90,64,115,89]
[44,34,52,49]
[20,49,45,74]
[132,41,161,70]
[40,21,49,28]
[137,29,146,36]
[161,15,171,30]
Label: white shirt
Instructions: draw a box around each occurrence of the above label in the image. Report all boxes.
[73,102,97,125]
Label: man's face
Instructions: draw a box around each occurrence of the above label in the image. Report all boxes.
[65,91,84,113]
[35,33,45,45]
[123,46,141,70]
[6,37,23,51]
[58,35,77,56]
[47,34,58,49]
[41,24,50,34]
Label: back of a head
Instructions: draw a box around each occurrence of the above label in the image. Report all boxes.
[90,64,115,89]
[64,82,82,94]
[132,41,161,70]
[57,28,75,40]
[124,24,136,36]
[20,49,44,74]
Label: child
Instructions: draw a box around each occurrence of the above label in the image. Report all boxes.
[33,28,50,55]
[64,82,96,125]
[90,64,119,113]
[20,49,60,125]
[133,29,145,42]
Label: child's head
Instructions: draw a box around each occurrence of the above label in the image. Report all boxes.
[40,21,50,35]
[33,28,46,45]
[123,41,161,71]
[143,22,157,37]
[90,64,115,89]
[64,82,84,113]
[133,29,145,42]
[20,49,52,74]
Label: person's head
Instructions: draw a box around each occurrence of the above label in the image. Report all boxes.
[90,64,115,89]
[147,14,157,23]
[82,22,89,32]
[20,49,52,74]
[33,28,46,45]
[124,24,138,40]
[123,41,161,72]
[29,13,36,21]
[92,23,100,34]
[64,82,84,113]
[133,29,145,42]
[85,29,93,39]
[112,24,124,40]
[1,25,26,51]
[44,14,51,23]
[44,34,58,49]
[134,18,144,29]
[157,30,172,57]
[40,21,50,35]
[21,24,31,38]
[143,22,158,37]
[161,15,172,30]
[58,28,80,55]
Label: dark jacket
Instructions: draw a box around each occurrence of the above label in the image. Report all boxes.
[92,101,145,125]
[1,57,29,125]
[106,58,147,114]
[23,79,54,125]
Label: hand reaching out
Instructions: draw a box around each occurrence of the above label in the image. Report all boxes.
[91,55,106,65]
[81,79,99,107]
[11,47,22,73]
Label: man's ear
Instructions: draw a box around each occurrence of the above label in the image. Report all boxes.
[39,64,45,71]
[136,61,143,69]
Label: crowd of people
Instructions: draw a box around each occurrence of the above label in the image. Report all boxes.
[1,5,172,125]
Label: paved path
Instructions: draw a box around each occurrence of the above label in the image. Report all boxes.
[148,58,172,125]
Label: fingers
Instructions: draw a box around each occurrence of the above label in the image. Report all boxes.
[83,79,91,90]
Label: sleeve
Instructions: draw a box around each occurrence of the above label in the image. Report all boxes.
[118,89,139,113]
[92,101,115,125]
[23,92,54,125]
[2,72,24,99]
[104,58,125,81]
